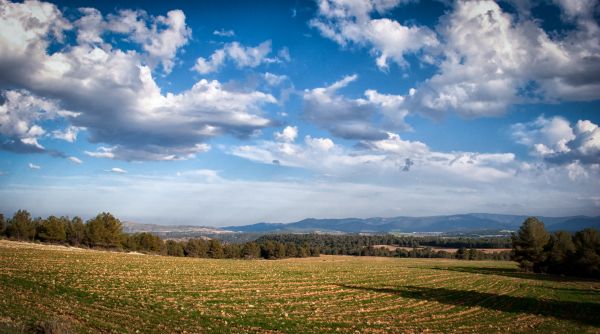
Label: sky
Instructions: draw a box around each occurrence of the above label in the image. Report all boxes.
[0,0,599,226]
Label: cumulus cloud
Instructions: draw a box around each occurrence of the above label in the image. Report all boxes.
[73,7,191,73]
[106,9,191,73]
[310,0,438,70]
[310,1,600,117]
[274,126,298,143]
[0,90,75,153]
[303,75,409,140]
[232,127,519,184]
[512,116,600,165]
[193,40,287,74]
[0,1,277,161]
[407,0,600,117]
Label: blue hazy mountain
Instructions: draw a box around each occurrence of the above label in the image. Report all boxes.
[224,214,600,234]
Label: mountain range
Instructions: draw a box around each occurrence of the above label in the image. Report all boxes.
[123,214,600,235]
[222,213,600,234]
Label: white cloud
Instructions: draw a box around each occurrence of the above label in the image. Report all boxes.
[512,116,600,165]
[85,143,211,161]
[232,128,519,184]
[303,75,409,139]
[305,136,334,151]
[263,72,288,86]
[511,116,575,151]
[68,156,83,164]
[0,90,74,153]
[28,162,41,169]
[84,146,115,159]
[274,126,298,143]
[74,8,105,45]
[105,9,191,73]
[566,160,589,181]
[106,167,127,174]
[407,0,600,117]
[310,0,438,70]
[192,49,226,74]
[52,126,82,142]
[193,40,284,74]
[310,1,600,117]
[213,29,235,37]
[0,1,276,161]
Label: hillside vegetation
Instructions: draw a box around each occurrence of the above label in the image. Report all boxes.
[1,240,599,333]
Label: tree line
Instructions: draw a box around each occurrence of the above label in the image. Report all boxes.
[0,210,320,260]
[512,217,600,278]
[256,234,512,260]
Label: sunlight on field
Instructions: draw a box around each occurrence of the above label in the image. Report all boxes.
[1,240,599,333]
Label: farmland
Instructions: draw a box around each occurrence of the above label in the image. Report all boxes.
[1,240,599,333]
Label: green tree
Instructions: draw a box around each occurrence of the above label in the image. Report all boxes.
[36,216,67,243]
[166,240,185,257]
[309,246,320,257]
[511,217,550,272]
[241,242,260,259]
[85,212,123,248]
[455,247,466,260]
[0,213,5,236]
[223,244,241,258]
[273,242,287,259]
[208,239,224,259]
[286,243,298,257]
[184,239,208,257]
[467,248,480,260]
[572,228,600,278]
[134,233,164,253]
[66,217,86,246]
[298,245,309,257]
[543,231,576,274]
[7,210,36,241]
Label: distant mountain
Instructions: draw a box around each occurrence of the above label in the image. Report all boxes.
[123,221,233,234]
[224,214,600,234]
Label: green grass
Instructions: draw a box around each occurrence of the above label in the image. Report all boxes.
[1,240,599,333]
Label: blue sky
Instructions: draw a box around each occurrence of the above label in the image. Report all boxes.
[0,0,599,226]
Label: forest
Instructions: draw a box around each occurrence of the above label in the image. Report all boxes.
[511,217,600,278]
[0,210,319,260]
[256,234,513,260]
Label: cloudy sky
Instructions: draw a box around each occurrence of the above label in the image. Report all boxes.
[0,0,599,226]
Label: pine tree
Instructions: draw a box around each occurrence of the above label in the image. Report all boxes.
[511,217,550,272]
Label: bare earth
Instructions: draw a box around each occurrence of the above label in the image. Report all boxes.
[1,240,599,333]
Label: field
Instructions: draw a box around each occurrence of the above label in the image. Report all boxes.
[1,240,599,333]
